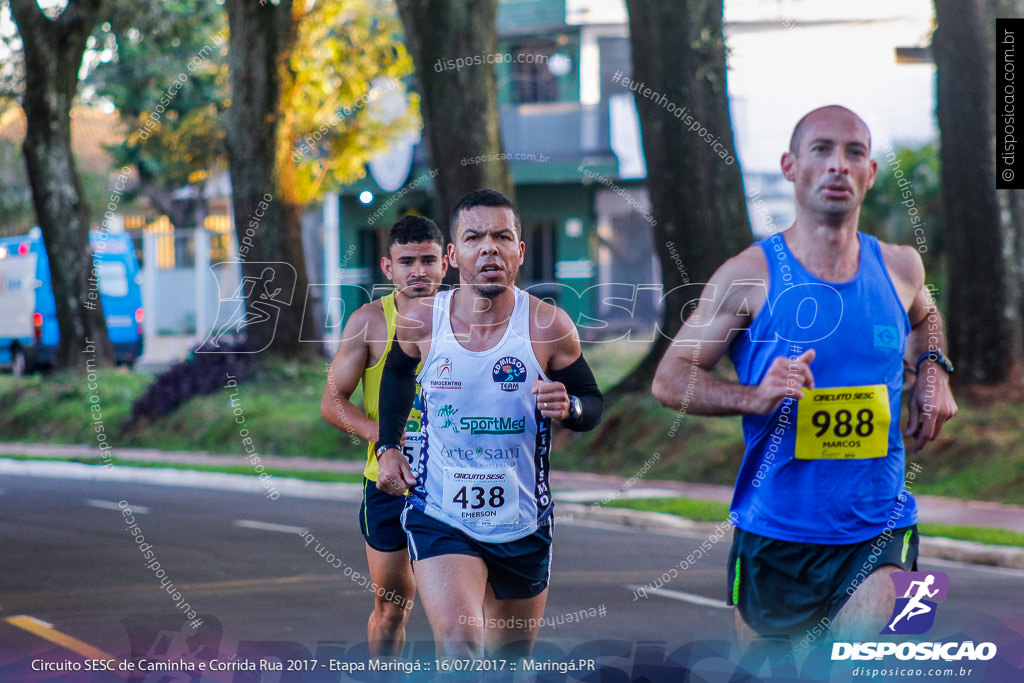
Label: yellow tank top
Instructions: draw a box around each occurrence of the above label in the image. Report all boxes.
[362,292,423,480]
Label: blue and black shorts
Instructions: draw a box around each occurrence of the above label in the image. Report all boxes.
[359,477,409,553]
[402,505,553,600]
[728,524,919,637]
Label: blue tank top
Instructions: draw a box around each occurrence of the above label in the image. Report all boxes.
[727,232,917,544]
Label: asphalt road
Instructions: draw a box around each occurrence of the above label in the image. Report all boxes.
[0,473,1021,682]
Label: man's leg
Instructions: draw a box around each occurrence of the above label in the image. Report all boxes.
[412,554,489,658]
[829,563,900,641]
[365,544,415,657]
[483,584,548,657]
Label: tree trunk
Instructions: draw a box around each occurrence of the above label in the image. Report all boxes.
[934,0,1021,383]
[614,0,749,396]
[224,0,315,358]
[395,0,513,236]
[10,0,113,371]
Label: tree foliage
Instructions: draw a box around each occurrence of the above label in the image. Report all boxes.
[284,0,419,206]
[860,143,944,278]
[223,0,417,358]
[89,0,229,228]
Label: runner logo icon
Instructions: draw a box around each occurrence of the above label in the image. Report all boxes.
[881,571,949,634]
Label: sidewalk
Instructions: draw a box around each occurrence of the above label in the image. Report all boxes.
[2,441,1023,569]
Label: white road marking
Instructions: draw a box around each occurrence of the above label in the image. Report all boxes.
[628,585,730,609]
[86,499,148,513]
[234,519,307,535]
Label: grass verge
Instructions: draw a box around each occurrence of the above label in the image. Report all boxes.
[603,497,1024,549]
[3,342,1023,506]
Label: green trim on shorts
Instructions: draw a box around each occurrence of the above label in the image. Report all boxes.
[901,528,912,564]
[362,480,370,538]
[733,557,741,604]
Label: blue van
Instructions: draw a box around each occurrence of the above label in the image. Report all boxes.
[0,228,144,375]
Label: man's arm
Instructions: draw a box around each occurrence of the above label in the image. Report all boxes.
[529,302,603,430]
[651,248,816,416]
[903,278,958,451]
[320,305,380,442]
[375,296,434,494]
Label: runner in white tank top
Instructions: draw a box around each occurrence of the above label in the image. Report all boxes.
[410,286,553,542]
[374,190,603,658]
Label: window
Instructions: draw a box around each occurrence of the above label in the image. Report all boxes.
[521,221,557,301]
[511,43,558,104]
[96,262,128,297]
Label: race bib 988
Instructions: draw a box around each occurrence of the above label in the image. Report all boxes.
[794,384,890,459]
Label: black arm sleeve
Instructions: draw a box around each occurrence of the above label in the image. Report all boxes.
[548,354,603,432]
[377,339,420,449]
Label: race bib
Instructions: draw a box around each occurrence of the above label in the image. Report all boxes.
[442,467,519,527]
[795,384,890,459]
[402,431,423,465]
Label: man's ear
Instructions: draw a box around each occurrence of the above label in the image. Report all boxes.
[781,151,796,182]
[381,256,394,282]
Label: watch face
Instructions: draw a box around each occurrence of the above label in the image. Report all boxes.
[571,397,582,418]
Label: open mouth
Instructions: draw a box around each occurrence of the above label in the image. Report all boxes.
[480,264,503,274]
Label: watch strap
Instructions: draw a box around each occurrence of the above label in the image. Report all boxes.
[914,348,954,375]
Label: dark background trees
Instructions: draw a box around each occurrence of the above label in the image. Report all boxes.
[615,0,750,395]
[933,0,1023,384]
[8,0,114,370]
[91,0,228,231]
[395,0,514,236]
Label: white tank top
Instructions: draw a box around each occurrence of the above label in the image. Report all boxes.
[410,287,553,542]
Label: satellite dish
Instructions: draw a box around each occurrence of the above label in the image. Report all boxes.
[548,53,572,77]
[367,78,421,192]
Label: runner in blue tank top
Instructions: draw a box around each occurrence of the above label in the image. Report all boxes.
[375,189,604,658]
[653,106,957,648]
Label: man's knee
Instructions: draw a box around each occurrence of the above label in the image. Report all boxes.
[375,596,411,630]
[436,633,484,659]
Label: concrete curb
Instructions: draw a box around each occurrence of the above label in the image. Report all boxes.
[2,451,1022,571]
[0,458,364,502]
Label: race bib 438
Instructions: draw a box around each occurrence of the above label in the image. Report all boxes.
[795,384,890,459]
[442,467,519,527]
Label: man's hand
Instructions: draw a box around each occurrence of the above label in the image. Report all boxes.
[376,449,418,496]
[750,349,816,414]
[905,367,957,452]
[532,379,570,421]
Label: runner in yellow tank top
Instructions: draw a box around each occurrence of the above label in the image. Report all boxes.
[360,292,423,482]
[321,216,447,656]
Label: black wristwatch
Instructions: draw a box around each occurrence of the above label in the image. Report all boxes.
[914,348,954,376]
[375,443,401,460]
[567,395,583,420]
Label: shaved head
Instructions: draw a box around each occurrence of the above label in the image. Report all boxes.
[789,105,871,155]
